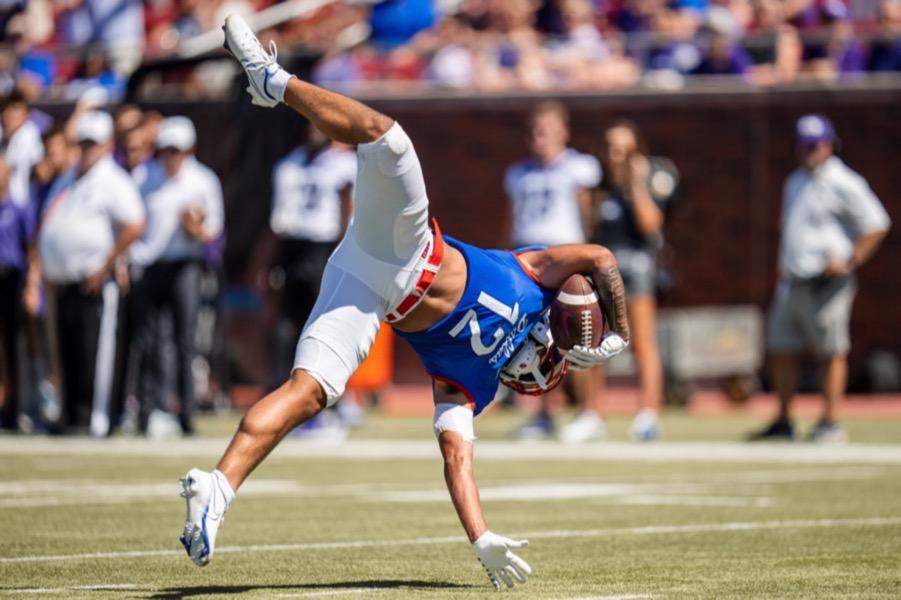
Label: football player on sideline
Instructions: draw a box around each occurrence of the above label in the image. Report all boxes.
[504,101,605,443]
[180,14,630,591]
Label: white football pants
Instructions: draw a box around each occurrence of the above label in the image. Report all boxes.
[292,122,432,402]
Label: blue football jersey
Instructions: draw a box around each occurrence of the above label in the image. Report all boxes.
[395,236,554,415]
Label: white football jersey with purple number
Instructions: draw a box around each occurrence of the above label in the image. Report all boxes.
[270,145,357,243]
[505,149,601,247]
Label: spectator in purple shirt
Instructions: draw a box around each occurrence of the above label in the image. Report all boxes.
[803,1,866,78]
[692,6,751,75]
[0,155,35,430]
[693,31,752,74]
[868,0,901,72]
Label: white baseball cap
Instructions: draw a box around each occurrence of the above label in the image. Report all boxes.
[156,116,196,151]
[75,111,114,144]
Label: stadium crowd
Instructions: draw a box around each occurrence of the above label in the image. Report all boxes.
[0,89,226,437]
[0,0,899,99]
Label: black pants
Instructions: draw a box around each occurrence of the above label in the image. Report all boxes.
[0,268,23,429]
[133,260,201,433]
[54,282,108,430]
[270,240,334,390]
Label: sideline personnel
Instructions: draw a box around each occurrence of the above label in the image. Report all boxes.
[752,114,890,443]
[36,111,144,435]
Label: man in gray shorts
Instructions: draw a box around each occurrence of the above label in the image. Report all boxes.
[752,114,890,442]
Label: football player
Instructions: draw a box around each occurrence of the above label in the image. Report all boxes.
[179,14,630,591]
[504,101,605,442]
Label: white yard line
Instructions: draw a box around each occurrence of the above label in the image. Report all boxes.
[7,584,137,593]
[0,467,874,508]
[2,516,899,565]
[2,438,901,463]
[602,494,774,508]
[549,596,653,600]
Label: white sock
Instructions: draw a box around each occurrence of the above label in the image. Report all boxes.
[266,66,294,103]
[211,469,236,509]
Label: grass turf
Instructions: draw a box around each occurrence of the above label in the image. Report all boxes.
[1,410,900,599]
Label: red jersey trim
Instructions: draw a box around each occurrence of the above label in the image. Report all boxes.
[431,375,477,412]
[512,252,546,288]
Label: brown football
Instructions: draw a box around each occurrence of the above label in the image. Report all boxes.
[550,274,605,351]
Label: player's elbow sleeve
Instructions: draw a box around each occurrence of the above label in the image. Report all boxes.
[434,403,475,444]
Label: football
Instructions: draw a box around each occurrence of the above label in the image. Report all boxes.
[550,274,605,351]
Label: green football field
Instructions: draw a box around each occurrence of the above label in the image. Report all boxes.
[2,410,901,599]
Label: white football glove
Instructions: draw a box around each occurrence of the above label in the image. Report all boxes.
[472,531,532,591]
[564,332,628,370]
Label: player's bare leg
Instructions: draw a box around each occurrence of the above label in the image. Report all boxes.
[282,79,392,145]
[223,13,392,145]
[216,370,325,490]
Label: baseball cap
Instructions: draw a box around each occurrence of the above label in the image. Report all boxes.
[75,111,114,144]
[156,116,196,151]
[795,114,837,146]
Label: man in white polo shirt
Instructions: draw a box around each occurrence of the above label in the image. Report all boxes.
[130,116,224,436]
[37,110,145,435]
[752,114,891,443]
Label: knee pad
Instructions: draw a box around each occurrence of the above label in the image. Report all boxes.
[293,337,352,406]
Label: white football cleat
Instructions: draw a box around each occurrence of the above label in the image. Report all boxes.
[559,410,607,444]
[630,408,661,442]
[179,468,231,566]
[222,14,290,108]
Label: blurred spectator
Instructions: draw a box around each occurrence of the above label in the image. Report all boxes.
[802,1,866,80]
[129,116,223,437]
[113,105,157,182]
[369,0,438,47]
[36,110,144,436]
[504,102,603,441]
[505,101,599,247]
[0,155,35,430]
[591,119,678,441]
[790,0,849,29]
[744,0,803,85]
[55,0,145,75]
[21,126,73,432]
[643,5,703,75]
[62,51,125,102]
[30,126,74,215]
[268,126,356,438]
[867,0,901,71]
[752,114,890,443]
[1,90,44,206]
[692,6,752,74]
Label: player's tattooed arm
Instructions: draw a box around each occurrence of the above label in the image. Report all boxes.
[593,258,630,343]
[518,243,630,343]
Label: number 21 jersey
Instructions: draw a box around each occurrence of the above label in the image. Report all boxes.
[395,236,555,415]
